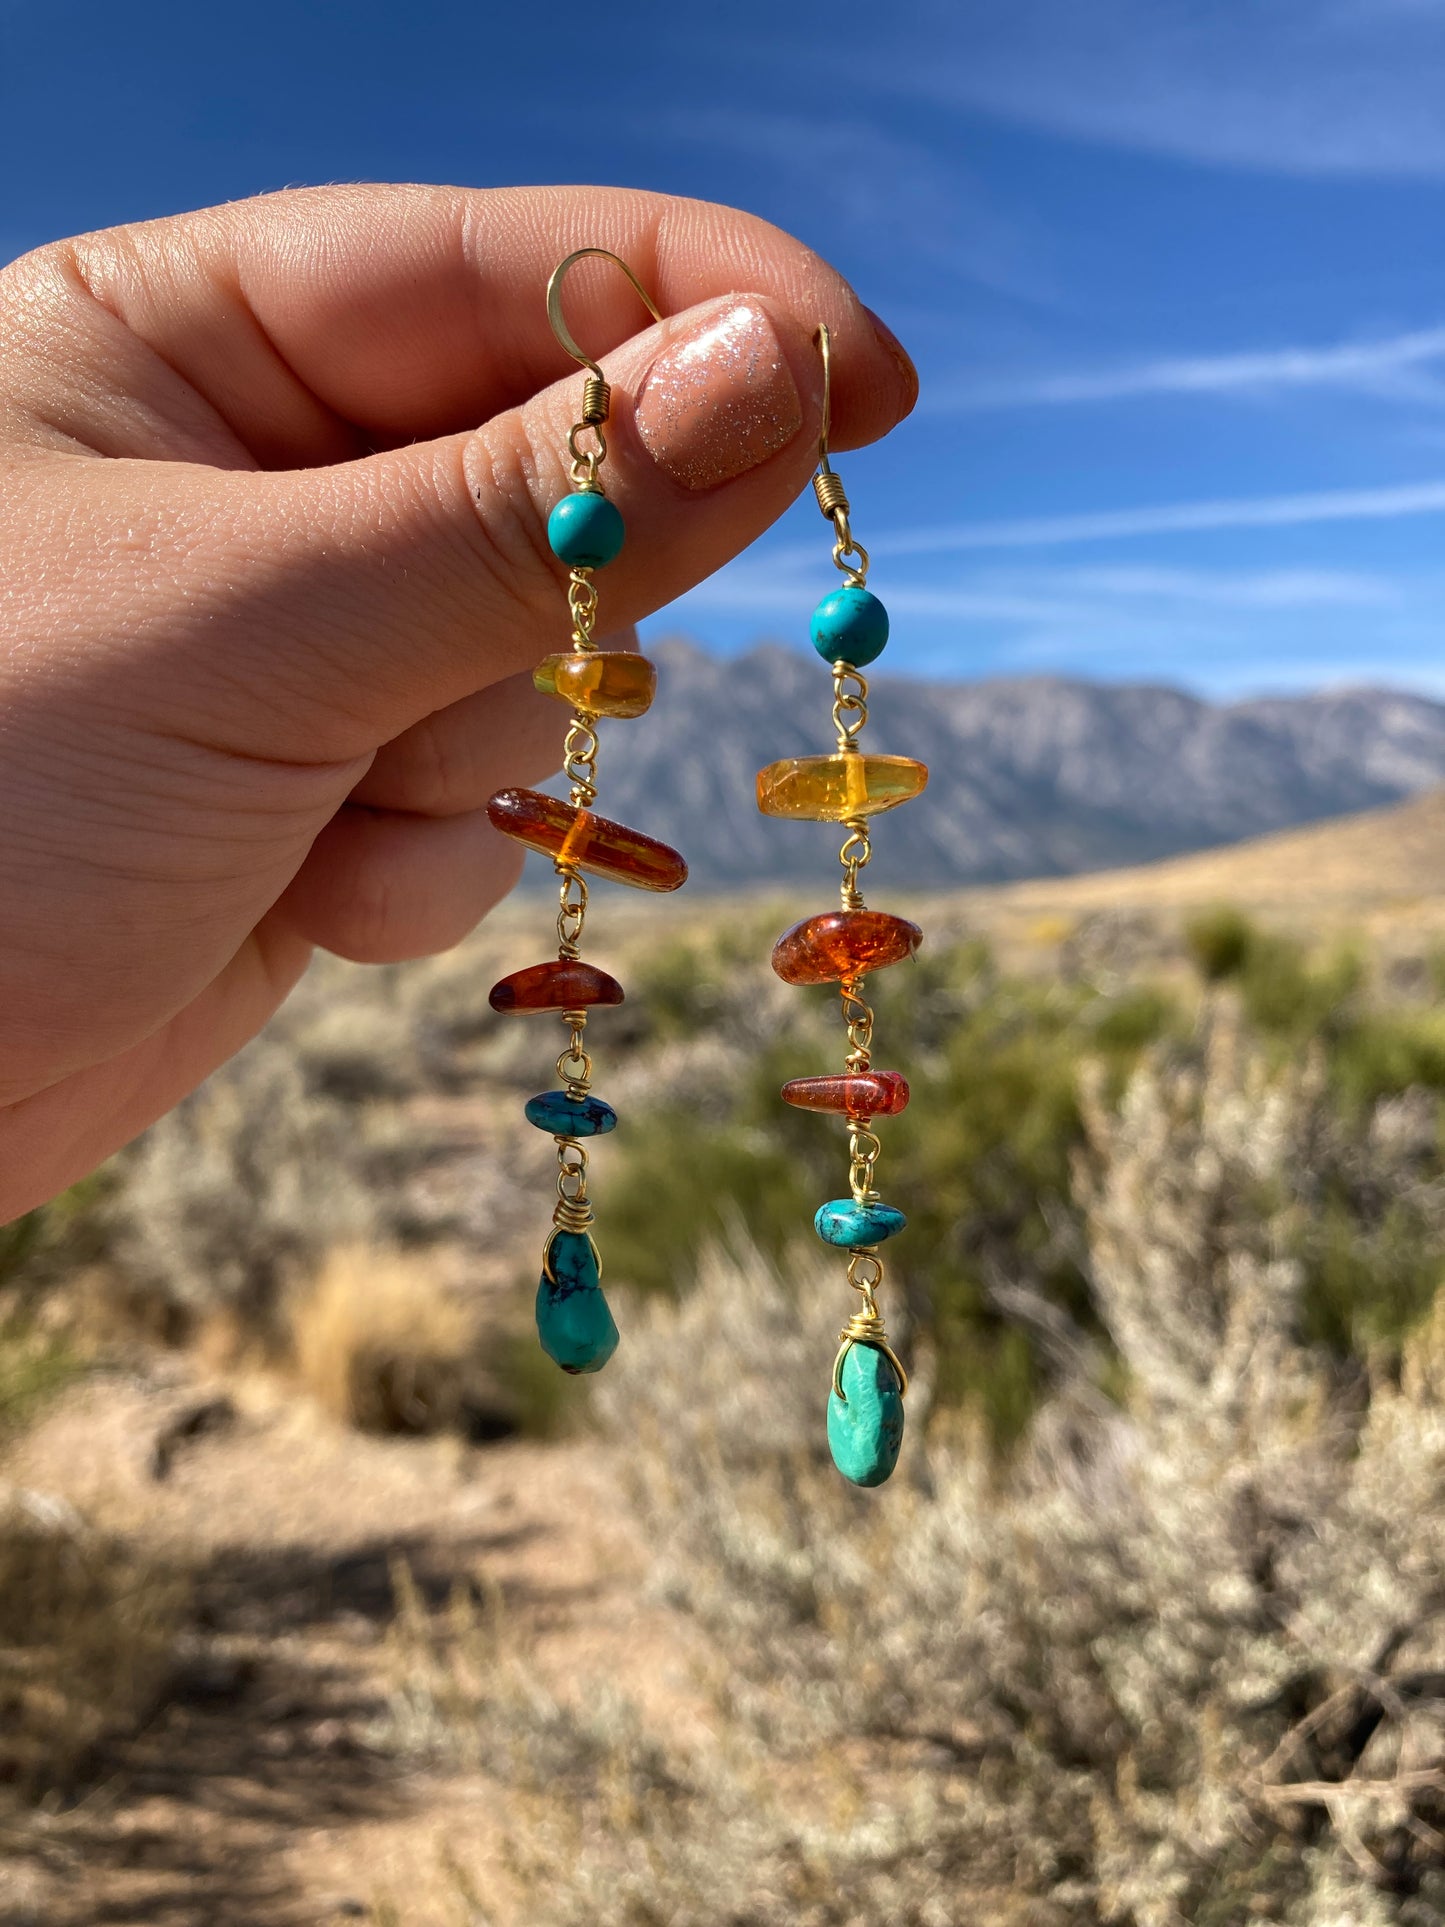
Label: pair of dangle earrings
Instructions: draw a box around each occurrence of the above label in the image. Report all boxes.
[484,252,928,1489]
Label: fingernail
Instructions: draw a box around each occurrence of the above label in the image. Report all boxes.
[634,298,802,490]
[862,304,920,410]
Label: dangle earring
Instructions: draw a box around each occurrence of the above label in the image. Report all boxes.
[756,323,926,1487]
[486,249,688,1377]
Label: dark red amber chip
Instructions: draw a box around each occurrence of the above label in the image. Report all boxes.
[489,960,625,1016]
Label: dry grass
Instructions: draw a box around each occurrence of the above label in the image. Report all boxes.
[288,1245,485,1435]
[0,1496,188,1799]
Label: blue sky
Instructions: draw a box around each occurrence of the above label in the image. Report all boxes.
[2,0,1442,697]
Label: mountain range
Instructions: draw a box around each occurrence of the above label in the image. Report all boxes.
[540,639,1445,890]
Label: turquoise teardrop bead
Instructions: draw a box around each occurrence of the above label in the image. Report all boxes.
[814,1198,907,1248]
[810,586,890,668]
[536,1230,619,1374]
[827,1343,904,1487]
[547,492,625,569]
[524,1091,618,1137]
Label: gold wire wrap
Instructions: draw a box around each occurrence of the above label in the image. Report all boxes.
[831,1246,909,1401]
[813,469,849,518]
[581,375,611,425]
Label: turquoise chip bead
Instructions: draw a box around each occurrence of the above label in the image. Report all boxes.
[536,1230,619,1374]
[828,1343,904,1486]
[814,1198,907,1248]
[547,492,625,569]
[524,1091,618,1137]
[810,586,890,668]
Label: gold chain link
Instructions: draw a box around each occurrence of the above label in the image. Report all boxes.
[847,1121,883,1203]
[840,979,874,1072]
[832,663,869,751]
[552,1138,594,1237]
[566,422,607,491]
[839,819,871,910]
[556,1009,593,1097]
[563,713,600,808]
[568,570,600,650]
[556,866,589,959]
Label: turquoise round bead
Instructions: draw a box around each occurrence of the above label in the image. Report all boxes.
[815,1198,907,1248]
[810,586,890,668]
[524,1091,618,1137]
[827,1343,904,1486]
[547,492,625,569]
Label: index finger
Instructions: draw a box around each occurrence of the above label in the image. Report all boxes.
[23,183,917,464]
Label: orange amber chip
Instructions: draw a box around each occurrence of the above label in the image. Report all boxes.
[486,788,688,893]
[771,909,922,986]
[533,651,657,719]
[489,959,625,1015]
[756,753,928,822]
[781,1072,910,1117]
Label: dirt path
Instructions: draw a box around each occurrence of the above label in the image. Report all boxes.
[1,1362,698,1927]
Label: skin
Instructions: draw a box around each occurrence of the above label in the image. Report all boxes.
[0,183,917,1220]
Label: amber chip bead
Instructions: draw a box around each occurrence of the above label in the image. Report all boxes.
[756,753,928,822]
[781,1071,911,1118]
[486,788,688,893]
[489,959,625,1016]
[771,909,923,986]
[533,651,657,720]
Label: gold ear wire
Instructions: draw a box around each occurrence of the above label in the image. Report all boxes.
[814,321,836,471]
[546,248,664,474]
[546,247,663,373]
[811,323,868,585]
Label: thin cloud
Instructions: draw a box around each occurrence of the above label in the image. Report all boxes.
[936,327,1445,412]
[889,1,1445,179]
[677,560,1401,626]
[883,481,1445,556]
[645,106,1049,300]
[1043,566,1399,609]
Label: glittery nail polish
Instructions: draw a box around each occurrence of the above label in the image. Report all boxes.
[634,298,803,490]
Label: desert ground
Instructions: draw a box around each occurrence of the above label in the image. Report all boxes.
[8,792,1445,1925]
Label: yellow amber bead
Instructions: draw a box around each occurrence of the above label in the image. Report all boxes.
[533,651,657,719]
[755,753,929,822]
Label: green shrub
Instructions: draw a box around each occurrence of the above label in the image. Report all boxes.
[607,935,1180,1442]
[1184,903,1255,981]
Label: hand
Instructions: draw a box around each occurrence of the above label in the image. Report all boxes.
[0,183,916,1218]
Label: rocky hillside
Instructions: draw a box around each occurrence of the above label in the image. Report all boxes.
[559,639,1445,888]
